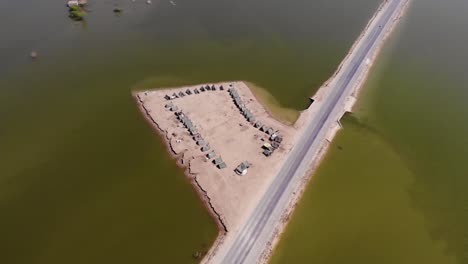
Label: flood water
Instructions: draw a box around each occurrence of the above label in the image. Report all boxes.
[0,0,380,263]
[271,0,468,263]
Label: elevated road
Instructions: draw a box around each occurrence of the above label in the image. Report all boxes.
[208,0,408,263]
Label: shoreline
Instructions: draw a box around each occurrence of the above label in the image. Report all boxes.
[244,81,301,126]
[133,92,229,236]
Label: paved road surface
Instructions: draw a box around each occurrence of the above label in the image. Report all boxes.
[209,0,407,263]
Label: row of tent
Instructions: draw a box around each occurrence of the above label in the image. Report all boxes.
[175,111,197,136]
[227,88,284,157]
[206,151,227,169]
[174,111,227,169]
[164,84,225,101]
[228,88,256,123]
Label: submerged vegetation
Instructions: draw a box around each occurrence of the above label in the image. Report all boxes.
[113,6,123,13]
[68,4,86,21]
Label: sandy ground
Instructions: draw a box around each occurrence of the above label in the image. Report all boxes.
[135,82,306,233]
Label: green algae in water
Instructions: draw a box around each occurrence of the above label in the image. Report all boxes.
[270,115,457,264]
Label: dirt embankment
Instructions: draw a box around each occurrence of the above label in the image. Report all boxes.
[134,93,229,234]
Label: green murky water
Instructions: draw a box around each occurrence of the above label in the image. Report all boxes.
[271,0,468,263]
[0,0,380,263]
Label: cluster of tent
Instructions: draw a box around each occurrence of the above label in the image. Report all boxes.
[259,127,283,157]
[174,111,227,170]
[164,84,225,101]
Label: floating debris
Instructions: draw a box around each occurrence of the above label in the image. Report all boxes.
[29,51,38,59]
[67,0,79,7]
[192,251,202,259]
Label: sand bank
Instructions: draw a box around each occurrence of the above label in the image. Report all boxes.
[134,81,308,247]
